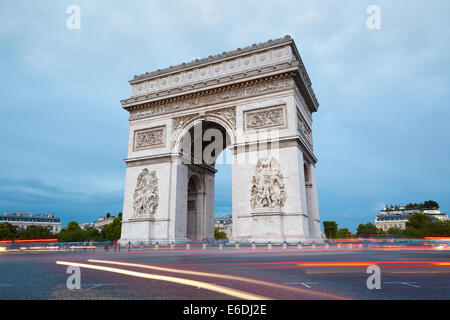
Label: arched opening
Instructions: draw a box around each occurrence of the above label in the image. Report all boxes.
[178,120,233,241]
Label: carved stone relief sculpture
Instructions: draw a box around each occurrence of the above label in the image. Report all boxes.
[133,168,159,215]
[250,157,286,209]
[133,126,165,150]
[244,105,286,131]
[297,111,313,146]
[172,114,198,131]
[207,107,236,130]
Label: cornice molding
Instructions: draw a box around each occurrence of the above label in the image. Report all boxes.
[121,36,319,113]
[126,73,297,121]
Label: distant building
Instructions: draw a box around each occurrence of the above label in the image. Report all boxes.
[375,206,448,231]
[0,211,62,234]
[79,222,94,230]
[93,215,116,230]
[214,215,232,239]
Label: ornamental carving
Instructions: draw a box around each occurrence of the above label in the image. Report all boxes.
[244,105,286,131]
[133,127,165,150]
[129,77,294,120]
[250,157,286,209]
[133,169,159,215]
[207,107,236,129]
[172,114,198,131]
[297,112,313,146]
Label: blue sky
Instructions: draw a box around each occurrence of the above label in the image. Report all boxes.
[1,1,449,231]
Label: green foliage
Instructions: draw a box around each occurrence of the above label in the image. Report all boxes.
[57,221,85,242]
[385,200,439,211]
[0,223,53,240]
[336,228,353,239]
[356,223,381,236]
[323,221,338,238]
[0,223,19,240]
[101,217,122,241]
[214,228,227,240]
[402,212,442,238]
[0,212,125,242]
[18,225,53,239]
[386,227,404,235]
[84,227,101,241]
[369,212,450,238]
[407,212,432,230]
[57,215,122,242]
[404,200,439,210]
[429,220,450,236]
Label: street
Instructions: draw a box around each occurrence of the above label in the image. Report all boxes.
[1,245,449,300]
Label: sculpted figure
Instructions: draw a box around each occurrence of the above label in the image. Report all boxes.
[250,157,286,209]
[133,168,159,215]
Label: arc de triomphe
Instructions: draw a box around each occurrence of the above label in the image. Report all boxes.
[119,36,322,244]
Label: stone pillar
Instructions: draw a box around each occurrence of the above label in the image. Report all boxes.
[308,163,322,238]
[169,157,188,242]
[231,143,311,243]
[119,157,173,244]
[204,171,215,240]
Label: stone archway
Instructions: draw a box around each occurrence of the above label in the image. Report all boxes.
[119,36,323,244]
[178,119,232,241]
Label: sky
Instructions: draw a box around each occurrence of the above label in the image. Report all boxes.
[0,1,449,232]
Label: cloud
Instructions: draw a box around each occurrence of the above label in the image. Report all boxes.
[0,1,449,231]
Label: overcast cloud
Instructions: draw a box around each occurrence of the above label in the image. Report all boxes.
[0,1,449,230]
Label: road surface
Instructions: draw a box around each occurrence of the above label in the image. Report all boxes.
[1,245,449,300]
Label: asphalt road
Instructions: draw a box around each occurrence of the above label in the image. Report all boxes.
[1,246,449,300]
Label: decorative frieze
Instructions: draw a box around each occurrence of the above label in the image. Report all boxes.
[297,111,313,147]
[133,126,165,151]
[129,76,295,121]
[172,114,198,131]
[207,107,236,130]
[250,157,286,209]
[244,105,286,131]
[129,38,293,97]
[133,168,159,215]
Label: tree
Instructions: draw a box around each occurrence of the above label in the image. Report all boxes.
[423,200,439,209]
[356,223,381,236]
[19,225,53,239]
[101,216,122,241]
[387,227,403,236]
[336,228,353,239]
[407,212,432,230]
[106,213,111,218]
[57,221,85,242]
[429,220,450,236]
[323,221,338,238]
[84,227,101,241]
[214,228,227,240]
[0,223,19,240]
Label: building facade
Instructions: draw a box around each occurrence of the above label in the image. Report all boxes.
[0,211,62,234]
[93,216,116,230]
[375,207,448,231]
[214,215,232,239]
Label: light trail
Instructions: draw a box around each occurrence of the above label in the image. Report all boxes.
[56,260,269,300]
[87,259,348,300]
[170,260,450,269]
